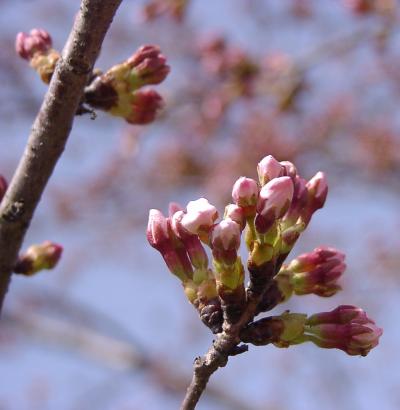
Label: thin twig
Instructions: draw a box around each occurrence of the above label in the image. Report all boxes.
[0,0,123,314]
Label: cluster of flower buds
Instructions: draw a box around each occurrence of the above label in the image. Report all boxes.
[16,29,170,125]
[240,305,383,356]
[84,44,169,124]
[198,35,259,97]
[14,241,63,276]
[147,154,382,355]
[15,29,60,83]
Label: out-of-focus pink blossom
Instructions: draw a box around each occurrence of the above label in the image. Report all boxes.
[127,45,170,86]
[15,29,52,60]
[126,89,164,125]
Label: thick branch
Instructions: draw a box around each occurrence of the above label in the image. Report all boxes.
[0,0,123,313]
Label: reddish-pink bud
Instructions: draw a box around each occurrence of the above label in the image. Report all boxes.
[171,210,209,269]
[0,175,7,202]
[168,202,184,217]
[255,176,293,233]
[126,89,164,125]
[306,171,328,211]
[127,45,170,86]
[16,29,52,60]
[181,198,218,236]
[280,160,297,179]
[232,177,259,208]
[287,247,346,297]
[257,155,283,185]
[306,305,383,356]
[147,209,170,250]
[14,241,63,276]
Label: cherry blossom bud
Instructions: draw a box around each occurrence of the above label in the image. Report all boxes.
[306,305,383,356]
[255,176,293,233]
[286,247,346,297]
[211,219,241,265]
[147,209,170,251]
[168,202,184,217]
[14,241,63,276]
[181,198,218,236]
[224,204,246,231]
[16,29,52,60]
[124,89,164,125]
[0,175,7,202]
[306,171,328,212]
[232,177,259,217]
[257,155,283,185]
[171,211,209,270]
[127,45,170,87]
[147,209,193,281]
[280,160,297,179]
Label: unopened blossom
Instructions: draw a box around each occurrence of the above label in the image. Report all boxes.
[147,209,193,281]
[280,160,297,179]
[14,241,63,276]
[211,219,241,265]
[127,45,170,87]
[171,210,209,270]
[255,176,294,233]
[224,204,246,231]
[124,89,164,125]
[305,305,383,356]
[284,247,346,297]
[181,198,218,236]
[306,171,328,212]
[16,29,52,60]
[232,177,259,216]
[257,155,283,186]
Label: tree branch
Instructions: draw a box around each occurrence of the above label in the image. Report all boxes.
[180,298,264,410]
[0,0,123,314]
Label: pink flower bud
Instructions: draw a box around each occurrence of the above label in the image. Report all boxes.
[14,241,63,276]
[127,45,170,87]
[147,209,193,280]
[0,175,7,202]
[232,177,259,211]
[306,171,328,211]
[181,198,218,236]
[255,176,293,233]
[287,247,346,297]
[224,204,246,231]
[257,155,283,185]
[280,160,297,179]
[171,211,209,269]
[168,202,184,217]
[126,89,164,125]
[147,209,170,251]
[16,29,52,60]
[306,305,383,356]
[211,219,241,265]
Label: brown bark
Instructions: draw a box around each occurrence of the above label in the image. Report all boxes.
[0,0,123,314]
